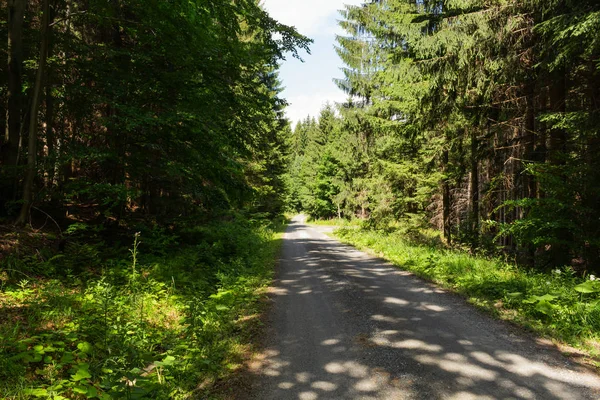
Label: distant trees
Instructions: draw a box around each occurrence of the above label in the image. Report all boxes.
[290,0,600,272]
[0,0,310,224]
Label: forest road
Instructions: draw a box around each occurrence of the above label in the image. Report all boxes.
[249,215,600,400]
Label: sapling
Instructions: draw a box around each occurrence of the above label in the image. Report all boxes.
[130,232,141,285]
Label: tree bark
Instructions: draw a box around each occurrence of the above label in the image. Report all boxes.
[3,0,25,166]
[548,71,567,164]
[16,0,51,225]
[584,59,600,269]
[2,0,26,214]
[45,75,56,189]
[522,76,536,266]
[470,129,479,250]
[441,142,451,244]
[546,68,570,267]
[45,3,56,191]
[524,77,536,197]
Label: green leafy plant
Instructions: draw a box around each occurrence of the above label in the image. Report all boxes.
[524,294,558,316]
[1,217,286,398]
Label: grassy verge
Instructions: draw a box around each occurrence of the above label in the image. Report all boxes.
[305,217,360,228]
[332,226,600,366]
[305,217,345,226]
[0,216,287,399]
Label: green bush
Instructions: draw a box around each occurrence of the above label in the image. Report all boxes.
[0,216,285,399]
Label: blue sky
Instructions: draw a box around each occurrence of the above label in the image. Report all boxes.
[262,0,364,125]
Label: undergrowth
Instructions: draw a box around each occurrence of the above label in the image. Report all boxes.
[0,215,286,399]
[334,226,600,364]
[305,216,358,228]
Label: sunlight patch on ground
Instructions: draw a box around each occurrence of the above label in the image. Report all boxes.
[298,390,318,400]
[311,381,337,391]
[372,337,443,353]
[415,354,498,381]
[278,381,295,389]
[383,297,409,306]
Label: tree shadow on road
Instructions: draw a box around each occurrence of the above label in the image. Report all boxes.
[248,220,600,400]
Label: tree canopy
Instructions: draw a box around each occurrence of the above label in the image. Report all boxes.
[1,0,311,225]
[288,0,600,271]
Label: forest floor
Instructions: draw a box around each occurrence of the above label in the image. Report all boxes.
[0,215,286,399]
[250,216,600,399]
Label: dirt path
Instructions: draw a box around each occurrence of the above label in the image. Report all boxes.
[250,216,600,399]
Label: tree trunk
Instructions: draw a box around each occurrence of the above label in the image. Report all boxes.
[470,129,479,250]
[524,78,536,197]
[522,76,536,266]
[2,0,26,214]
[441,143,451,244]
[45,4,56,191]
[546,68,570,267]
[584,59,600,269]
[548,71,567,164]
[3,0,25,166]
[535,88,548,195]
[45,75,55,189]
[16,0,51,225]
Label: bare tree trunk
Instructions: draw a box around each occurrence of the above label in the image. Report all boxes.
[535,88,548,196]
[45,75,55,188]
[546,69,570,268]
[548,73,567,165]
[524,78,536,197]
[3,0,25,166]
[470,129,479,250]
[522,77,536,266]
[2,0,26,213]
[16,0,50,225]
[441,143,451,244]
[45,4,56,191]
[584,59,600,269]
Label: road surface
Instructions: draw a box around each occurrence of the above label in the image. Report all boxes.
[251,216,600,399]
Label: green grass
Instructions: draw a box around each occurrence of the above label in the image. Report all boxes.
[333,226,600,364]
[305,216,359,228]
[0,216,287,399]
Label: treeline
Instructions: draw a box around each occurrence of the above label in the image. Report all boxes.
[0,1,310,397]
[1,0,310,226]
[289,0,600,272]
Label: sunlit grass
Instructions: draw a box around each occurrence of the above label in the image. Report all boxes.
[0,217,287,399]
[306,216,360,227]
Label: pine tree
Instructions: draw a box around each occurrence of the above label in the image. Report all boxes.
[322,0,600,270]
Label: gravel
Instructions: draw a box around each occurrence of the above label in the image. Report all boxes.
[250,216,600,400]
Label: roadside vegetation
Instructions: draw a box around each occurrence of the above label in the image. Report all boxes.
[304,217,353,227]
[0,216,286,399]
[0,0,306,398]
[308,218,600,366]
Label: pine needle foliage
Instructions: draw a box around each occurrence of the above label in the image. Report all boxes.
[291,0,600,272]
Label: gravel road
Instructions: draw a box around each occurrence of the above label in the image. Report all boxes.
[251,216,600,399]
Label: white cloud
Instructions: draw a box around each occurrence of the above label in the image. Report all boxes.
[262,0,362,124]
[262,0,363,36]
[285,91,348,125]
